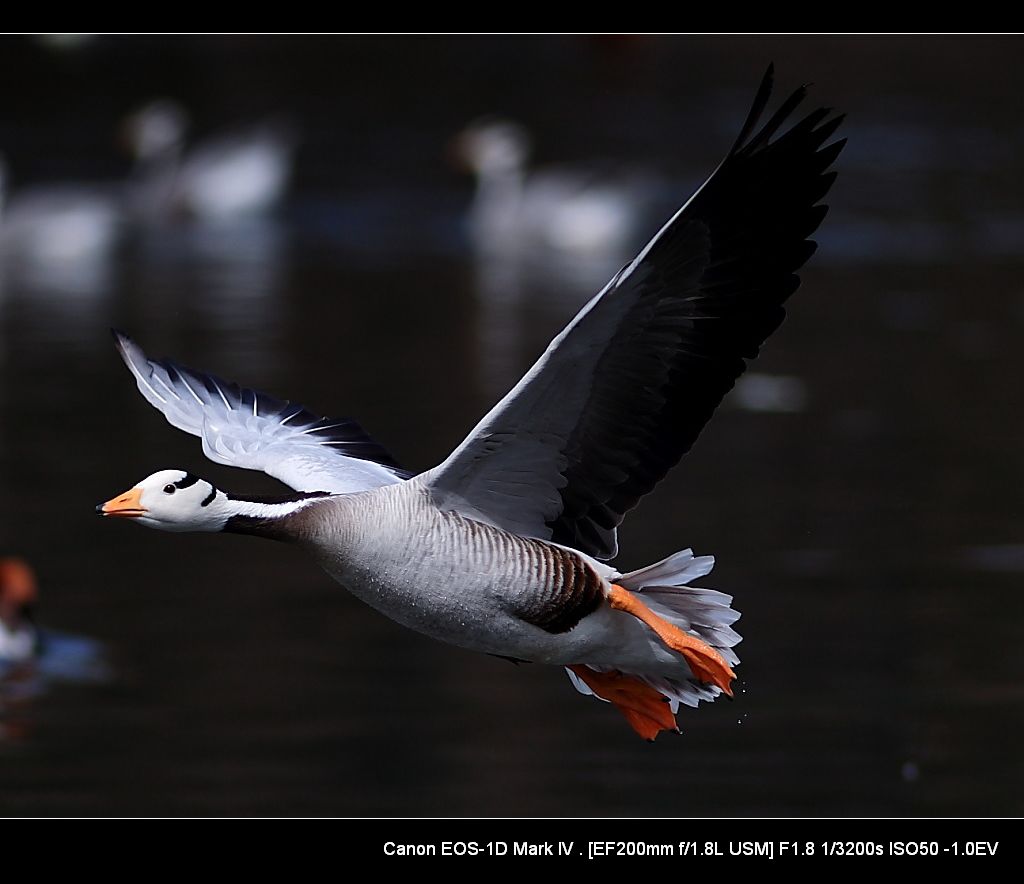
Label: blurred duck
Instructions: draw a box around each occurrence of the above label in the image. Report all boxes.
[0,558,39,664]
[126,100,295,223]
[0,157,122,265]
[454,117,661,259]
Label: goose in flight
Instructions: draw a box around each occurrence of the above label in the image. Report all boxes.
[99,68,844,739]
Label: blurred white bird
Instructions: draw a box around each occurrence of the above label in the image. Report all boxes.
[454,117,663,260]
[126,100,295,223]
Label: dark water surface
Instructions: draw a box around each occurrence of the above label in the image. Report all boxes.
[0,35,1021,816]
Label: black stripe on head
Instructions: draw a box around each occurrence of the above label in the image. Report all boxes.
[200,485,218,507]
[174,473,201,490]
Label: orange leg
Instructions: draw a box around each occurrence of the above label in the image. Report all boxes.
[568,665,677,740]
[608,583,735,696]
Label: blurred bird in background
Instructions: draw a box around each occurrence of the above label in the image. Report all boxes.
[124,100,296,224]
[0,557,39,666]
[454,116,668,265]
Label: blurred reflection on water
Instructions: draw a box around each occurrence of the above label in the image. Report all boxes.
[128,219,288,370]
[0,35,1022,816]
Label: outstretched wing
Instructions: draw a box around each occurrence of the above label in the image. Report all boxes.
[115,331,409,494]
[427,66,845,559]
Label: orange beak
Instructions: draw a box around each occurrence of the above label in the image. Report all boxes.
[97,486,146,518]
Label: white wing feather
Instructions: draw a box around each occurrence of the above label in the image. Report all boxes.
[115,332,407,494]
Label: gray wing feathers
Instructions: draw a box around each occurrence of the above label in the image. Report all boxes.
[426,69,843,559]
[428,219,708,548]
[115,331,407,494]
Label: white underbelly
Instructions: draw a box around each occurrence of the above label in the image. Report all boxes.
[316,548,591,660]
[297,486,673,668]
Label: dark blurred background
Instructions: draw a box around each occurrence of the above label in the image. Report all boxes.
[0,34,1020,817]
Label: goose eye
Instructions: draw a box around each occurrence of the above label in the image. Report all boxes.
[163,484,176,494]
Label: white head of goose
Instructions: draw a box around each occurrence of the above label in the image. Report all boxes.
[99,66,844,740]
[97,468,331,535]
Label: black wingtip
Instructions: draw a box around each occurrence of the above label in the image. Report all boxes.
[729,65,839,161]
[730,64,776,154]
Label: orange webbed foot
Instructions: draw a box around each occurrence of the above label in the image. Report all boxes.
[569,665,677,740]
[676,641,735,696]
[608,583,735,696]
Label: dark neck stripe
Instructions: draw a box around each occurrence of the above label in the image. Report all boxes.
[224,513,293,541]
[222,494,328,542]
[200,485,217,507]
[219,490,333,542]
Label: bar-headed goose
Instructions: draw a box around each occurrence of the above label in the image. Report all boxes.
[100,68,844,739]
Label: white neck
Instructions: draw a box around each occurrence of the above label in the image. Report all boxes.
[145,488,330,536]
[214,491,329,540]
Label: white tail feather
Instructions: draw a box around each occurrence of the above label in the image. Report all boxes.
[565,547,742,713]
[565,666,601,700]
[618,548,715,587]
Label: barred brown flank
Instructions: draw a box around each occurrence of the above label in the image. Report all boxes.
[517,543,603,634]
[438,507,603,634]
